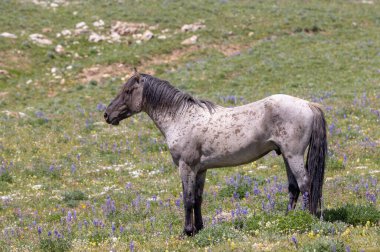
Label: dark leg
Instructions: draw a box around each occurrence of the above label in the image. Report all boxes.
[283,157,300,211]
[286,155,311,212]
[179,161,196,236]
[194,170,207,232]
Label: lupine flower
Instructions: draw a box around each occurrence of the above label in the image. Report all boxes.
[130,241,135,252]
[175,199,181,208]
[37,226,42,235]
[96,103,106,111]
[291,235,298,248]
[71,164,76,174]
[302,192,309,210]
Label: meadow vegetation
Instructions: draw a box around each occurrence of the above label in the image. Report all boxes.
[0,0,379,251]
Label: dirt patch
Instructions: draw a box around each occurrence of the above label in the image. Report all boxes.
[0,51,31,70]
[77,45,200,84]
[210,43,251,57]
[77,43,251,84]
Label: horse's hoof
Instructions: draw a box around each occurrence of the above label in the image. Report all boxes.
[195,224,204,232]
[183,225,196,236]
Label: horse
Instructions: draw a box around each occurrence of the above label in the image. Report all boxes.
[104,70,327,236]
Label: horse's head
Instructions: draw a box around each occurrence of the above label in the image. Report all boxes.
[104,70,144,125]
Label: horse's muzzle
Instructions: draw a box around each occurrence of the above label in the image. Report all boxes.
[104,112,119,125]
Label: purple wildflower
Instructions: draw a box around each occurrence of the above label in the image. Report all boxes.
[71,164,76,174]
[302,192,309,210]
[96,103,106,111]
[175,199,181,208]
[291,235,298,248]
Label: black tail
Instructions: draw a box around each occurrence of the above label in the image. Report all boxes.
[307,104,327,215]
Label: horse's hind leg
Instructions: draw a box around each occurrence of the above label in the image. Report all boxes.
[194,170,206,232]
[283,156,300,211]
[283,154,310,210]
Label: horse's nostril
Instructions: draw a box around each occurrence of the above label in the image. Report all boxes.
[104,112,108,119]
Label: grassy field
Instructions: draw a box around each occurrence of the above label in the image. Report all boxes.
[1,0,379,251]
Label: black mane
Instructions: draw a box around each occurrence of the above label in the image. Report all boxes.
[141,74,215,116]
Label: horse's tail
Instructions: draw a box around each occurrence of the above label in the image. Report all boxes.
[307,103,328,215]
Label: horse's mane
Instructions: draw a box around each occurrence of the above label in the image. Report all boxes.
[141,74,215,116]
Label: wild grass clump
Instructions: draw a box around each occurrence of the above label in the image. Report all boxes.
[323,204,380,226]
[194,222,240,247]
[63,190,88,207]
[302,238,345,252]
[237,211,317,234]
[39,237,72,252]
[0,171,13,183]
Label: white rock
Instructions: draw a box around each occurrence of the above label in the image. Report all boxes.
[108,32,121,43]
[32,184,43,190]
[18,112,26,118]
[0,32,17,39]
[61,29,72,37]
[29,33,52,46]
[93,19,105,28]
[74,22,89,35]
[88,32,106,43]
[76,22,87,29]
[51,67,57,74]
[181,35,198,45]
[181,22,206,32]
[55,44,65,54]
[157,35,167,40]
[142,30,154,41]
[111,21,147,36]
[132,33,142,39]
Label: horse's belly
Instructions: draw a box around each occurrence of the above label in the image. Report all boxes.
[200,141,275,169]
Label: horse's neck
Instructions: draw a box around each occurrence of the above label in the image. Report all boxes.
[145,106,204,138]
[144,109,177,138]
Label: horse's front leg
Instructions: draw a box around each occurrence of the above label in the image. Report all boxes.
[179,161,197,236]
[194,170,207,232]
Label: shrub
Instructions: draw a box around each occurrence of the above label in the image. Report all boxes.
[323,204,380,225]
[39,237,71,252]
[0,172,13,183]
[63,190,87,207]
[276,210,317,233]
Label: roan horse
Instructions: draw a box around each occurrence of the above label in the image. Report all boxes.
[104,71,327,236]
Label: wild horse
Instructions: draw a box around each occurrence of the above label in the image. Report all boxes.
[104,71,327,236]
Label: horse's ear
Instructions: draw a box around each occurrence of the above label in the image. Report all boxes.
[133,67,141,83]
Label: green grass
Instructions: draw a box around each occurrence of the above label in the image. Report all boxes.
[0,0,379,251]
